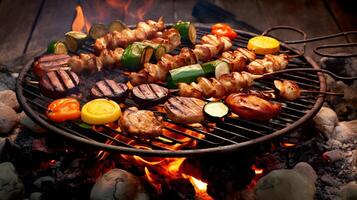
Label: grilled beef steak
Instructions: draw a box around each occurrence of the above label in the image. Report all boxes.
[132,83,169,106]
[119,107,163,138]
[33,54,71,77]
[164,96,206,124]
[90,79,129,101]
[40,70,80,98]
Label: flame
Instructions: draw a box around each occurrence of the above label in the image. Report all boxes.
[72,5,91,33]
[105,0,155,20]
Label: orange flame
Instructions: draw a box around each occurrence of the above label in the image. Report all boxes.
[105,0,155,20]
[72,5,91,33]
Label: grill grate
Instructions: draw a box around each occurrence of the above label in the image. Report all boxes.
[16,24,325,157]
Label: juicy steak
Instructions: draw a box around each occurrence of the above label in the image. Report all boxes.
[90,79,129,101]
[40,70,80,98]
[33,54,71,77]
[119,107,163,139]
[164,96,206,124]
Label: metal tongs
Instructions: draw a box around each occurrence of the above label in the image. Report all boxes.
[260,26,357,84]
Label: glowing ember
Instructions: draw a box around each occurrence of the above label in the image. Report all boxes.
[72,5,91,33]
[252,164,264,175]
[281,142,297,148]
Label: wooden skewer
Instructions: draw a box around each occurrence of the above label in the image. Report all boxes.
[264,89,344,97]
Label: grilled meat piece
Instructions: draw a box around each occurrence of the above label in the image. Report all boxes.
[129,34,233,85]
[119,107,163,139]
[178,71,262,99]
[274,80,301,101]
[164,96,206,124]
[90,79,129,101]
[132,84,169,106]
[33,54,71,77]
[225,93,282,121]
[247,54,289,74]
[94,17,165,51]
[40,70,80,98]
[220,48,256,72]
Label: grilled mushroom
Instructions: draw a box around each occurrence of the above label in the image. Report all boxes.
[39,70,80,98]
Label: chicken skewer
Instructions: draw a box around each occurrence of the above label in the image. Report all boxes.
[129,34,233,85]
[68,28,181,74]
[94,17,165,52]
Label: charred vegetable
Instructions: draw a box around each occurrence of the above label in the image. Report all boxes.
[81,99,121,125]
[90,79,129,101]
[132,84,169,106]
[122,43,154,71]
[173,21,196,44]
[89,24,108,39]
[108,20,127,32]
[204,101,229,119]
[47,41,68,54]
[65,31,87,52]
[40,70,80,98]
[46,98,81,123]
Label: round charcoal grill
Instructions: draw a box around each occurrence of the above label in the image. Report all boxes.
[16,24,325,157]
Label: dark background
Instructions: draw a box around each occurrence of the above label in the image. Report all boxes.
[0,0,356,68]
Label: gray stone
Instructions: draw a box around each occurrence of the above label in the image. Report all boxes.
[0,162,24,200]
[0,102,19,135]
[90,169,149,200]
[29,192,42,200]
[340,181,357,200]
[339,120,357,135]
[0,71,16,91]
[293,162,317,183]
[320,174,340,186]
[323,150,345,162]
[333,122,356,142]
[313,107,339,139]
[255,169,315,200]
[0,90,20,111]
[353,150,357,168]
[19,112,47,134]
[33,176,55,189]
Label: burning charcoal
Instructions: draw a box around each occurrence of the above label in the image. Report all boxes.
[313,107,339,139]
[340,181,357,200]
[254,169,315,200]
[90,169,149,200]
[0,102,19,134]
[161,178,195,200]
[0,162,24,200]
[0,90,20,111]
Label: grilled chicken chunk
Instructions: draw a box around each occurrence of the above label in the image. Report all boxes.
[90,79,129,101]
[33,54,71,77]
[119,107,163,139]
[247,54,289,74]
[164,96,206,124]
[40,70,80,98]
[274,80,301,101]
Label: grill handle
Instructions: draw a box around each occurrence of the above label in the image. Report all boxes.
[264,68,357,84]
[262,26,357,58]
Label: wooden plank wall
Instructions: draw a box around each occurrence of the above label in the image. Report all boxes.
[0,0,355,67]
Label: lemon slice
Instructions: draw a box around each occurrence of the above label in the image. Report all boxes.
[81,99,121,125]
[247,36,280,55]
